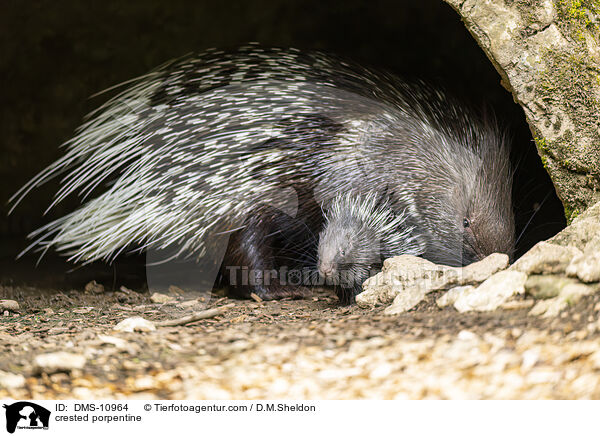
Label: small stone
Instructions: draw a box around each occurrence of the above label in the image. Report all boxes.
[452,270,527,312]
[0,300,19,312]
[72,307,94,314]
[168,285,185,295]
[114,317,156,332]
[529,283,597,317]
[511,328,523,338]
[384,286,429,314]
[436,286,475,308]
[0,370,26,389]
[119,285,133,294]
[521,349,540,370]
[500,299,535,310]
[359,253,508,310]
[98,334,130,349]
[460,253,510,282]
[34,352,86,373]
[47,327,69,335]
[566,236,600,283]
[510,242,582,275]
[590,349,600,369]
[84,280,105,294]
[569,252,600,283]
[369,363,393,379]
[178,299,205,309]
[150,292,176,304]
[457,330,479,341]
[524,275,580,299]
[358,256,446,308]
[549,201,600,249]
[132,375,157,390]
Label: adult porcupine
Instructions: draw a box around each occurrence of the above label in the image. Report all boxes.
[11,44,515,302]
[317,191,426,303]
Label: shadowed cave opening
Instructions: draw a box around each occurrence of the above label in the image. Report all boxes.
[0,0,566,292]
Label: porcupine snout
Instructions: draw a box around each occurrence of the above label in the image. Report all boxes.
[317,259,336,280]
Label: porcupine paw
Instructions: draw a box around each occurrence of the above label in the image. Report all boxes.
[334,285,361,306]
[252,284,312,301]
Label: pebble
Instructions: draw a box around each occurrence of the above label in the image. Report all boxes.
[500,299,535,310]
[529,283,597,317]
[0,370,26,389]
[150,292,176,304]
[436,286,474,308]
[450,270,527,312]
[524,275,579,299]
[566,236,600,283]
[72,307,94,314]
[97,335,132,350]
[84,280,105,294]
[114,317,156,332]
[34,351,87,373]
[0,300,19,312]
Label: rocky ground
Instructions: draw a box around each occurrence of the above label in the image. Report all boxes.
[1,202,599,400]
[1,270,600,400]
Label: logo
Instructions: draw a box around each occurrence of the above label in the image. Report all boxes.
[2,402,50,434]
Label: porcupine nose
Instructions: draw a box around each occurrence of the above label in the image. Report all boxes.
[318,262,335,278]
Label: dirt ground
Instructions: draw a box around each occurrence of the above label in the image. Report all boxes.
[2,249,600,400]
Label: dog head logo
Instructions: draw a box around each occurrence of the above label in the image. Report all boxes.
[2,402,50,433]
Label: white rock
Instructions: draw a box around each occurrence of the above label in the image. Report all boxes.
[510,241,582,274]
[549,201,600,250]
[150,292,176,304]
[114,317,156,332]
[358,253,509,310]
[529,283,596,317]
[436,286,475,308]
[521,349,540,370]
[570,252,600,283]
[500,299,535,310]
[0,300,19,312]
[566,236,600,283]
[452,270,527,312]
[369,363,393,379]
[457,330,479,341]
[461,253,510,282]
[97,334,131,350]
[589,349,600,369]
[34,352,86,372]
[0,370,26,389]
[384,287,429,315]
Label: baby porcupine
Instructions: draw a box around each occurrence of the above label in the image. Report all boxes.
[318,192,426,304]
[11,44,515,302]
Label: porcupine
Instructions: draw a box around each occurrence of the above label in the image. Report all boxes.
[317,191,426,302]
[10,44,515,303]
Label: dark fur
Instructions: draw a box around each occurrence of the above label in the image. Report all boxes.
[13,45,515,304]
[317,192,426,304]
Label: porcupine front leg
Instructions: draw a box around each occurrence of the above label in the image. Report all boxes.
[222,212,312,300]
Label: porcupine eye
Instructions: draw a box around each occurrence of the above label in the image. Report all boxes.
[463,218,470,228]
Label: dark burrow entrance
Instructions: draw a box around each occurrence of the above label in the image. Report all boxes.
[0,0,566,294]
